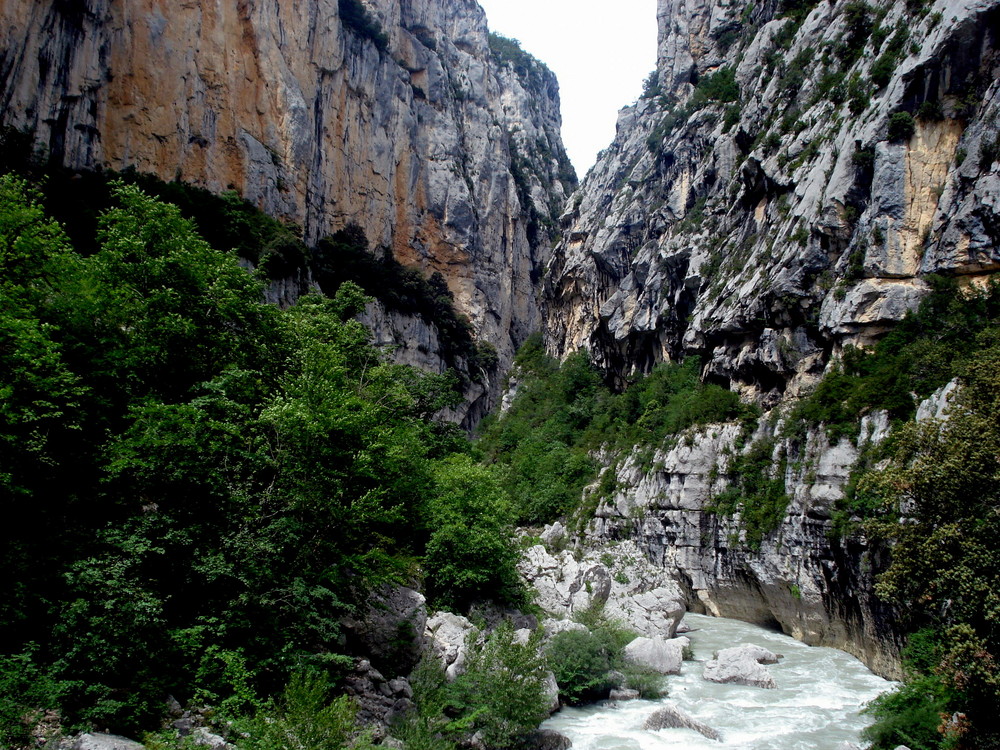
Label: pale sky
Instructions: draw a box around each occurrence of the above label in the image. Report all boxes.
[476,0,660,177]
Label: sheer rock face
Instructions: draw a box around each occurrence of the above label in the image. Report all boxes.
[0,0,575,424]
[543,0,999,676]
[587,407,913,678]
[546,0,1000,401]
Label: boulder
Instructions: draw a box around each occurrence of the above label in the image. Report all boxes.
[702,644,780,689]
[425,611,475,680]
[643,703,722,740]
[343,585,427,674]
[622,636,687,674]
[190,728,234,750]
[73,735,144,750]
[609,688,641,701]
[520,729,573,750]
[542,670,561,713]
[540,521,567,548]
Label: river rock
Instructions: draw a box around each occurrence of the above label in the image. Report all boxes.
[623,636,688,674]
[520,729,573,750]
[609,688,641,701]
[643,703,722,741]
[72,735,144,750]
[702,644,780,689]
[542,670,561,713]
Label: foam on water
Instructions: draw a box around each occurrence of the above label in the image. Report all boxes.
[541,613,893,750]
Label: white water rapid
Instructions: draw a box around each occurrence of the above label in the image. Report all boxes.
[541,613,893,749]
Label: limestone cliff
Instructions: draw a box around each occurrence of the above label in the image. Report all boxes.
[541,0,1000,677]
[0,0,575,423]
[546,0,1000,403]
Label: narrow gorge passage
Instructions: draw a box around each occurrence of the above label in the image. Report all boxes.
[543,614,892,749]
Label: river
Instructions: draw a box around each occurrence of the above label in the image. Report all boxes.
[541,613,893,749]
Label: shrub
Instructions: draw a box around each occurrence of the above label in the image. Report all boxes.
[979,131,1000,171]
[338,0,388,52]
[545,629,613,704]
[916,99,944,121]
[450,623,550,748]
[239,670,375,750]
[887,111,916,142]
[692,66,740,105]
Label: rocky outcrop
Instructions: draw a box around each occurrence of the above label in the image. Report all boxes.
[519,538,685,638]
[586,412,904,677]
[545,0,1000,401]
[424,610,476,680]
[0,0,576,424]
[703,644,780,689]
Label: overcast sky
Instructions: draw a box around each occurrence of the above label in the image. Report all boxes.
[476,0,659,177]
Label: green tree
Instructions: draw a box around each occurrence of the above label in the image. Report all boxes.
[450,623,549,748]
[423,456,526,610]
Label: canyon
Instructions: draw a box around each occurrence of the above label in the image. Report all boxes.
[4,0,1000,686]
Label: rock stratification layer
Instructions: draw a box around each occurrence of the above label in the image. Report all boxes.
[0,0,575,422]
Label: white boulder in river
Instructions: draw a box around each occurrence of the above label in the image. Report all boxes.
[623,635,690,674]
[703,643,781,689]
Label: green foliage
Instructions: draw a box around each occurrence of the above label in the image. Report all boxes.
[479,348,747,525]
[917,99,944,122]
[837,2,874,65]
[708,436,789,550]
[849,314,1000,747]
[870,25,909,89]
[546,606,659,704]
[338,0,388,52]
[888,112,916,142]
[641,70,661,99]
[863,673,949,750]
[423,456,527,611]
[0,174,491,738]
[488,33,546,91]
[545,630,613,704]
[786,276,1000,446]
[692,66,740,105]
[312,225,487,381]
[450,623,550,748]
[238,670,375,750]
[979,130,1000,171]
[779,0,821,23]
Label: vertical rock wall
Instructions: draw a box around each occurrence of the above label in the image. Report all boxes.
[545,0,1000,403]
[0,0,576,422]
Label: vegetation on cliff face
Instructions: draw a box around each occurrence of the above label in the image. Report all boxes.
[477,334,751,525]
[0,172,527,744]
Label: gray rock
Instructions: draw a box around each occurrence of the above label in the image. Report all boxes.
[540,521,567,548]
[191,728,234,750]
[520,729,573,750]
[643,703,721,741]
[608,688,641,701]
[623,636,688,674]
[342,584,427,675]
[72,734,144,750]
[703,644,779,689]
[542,670,561,713]
[425,611,476,680]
